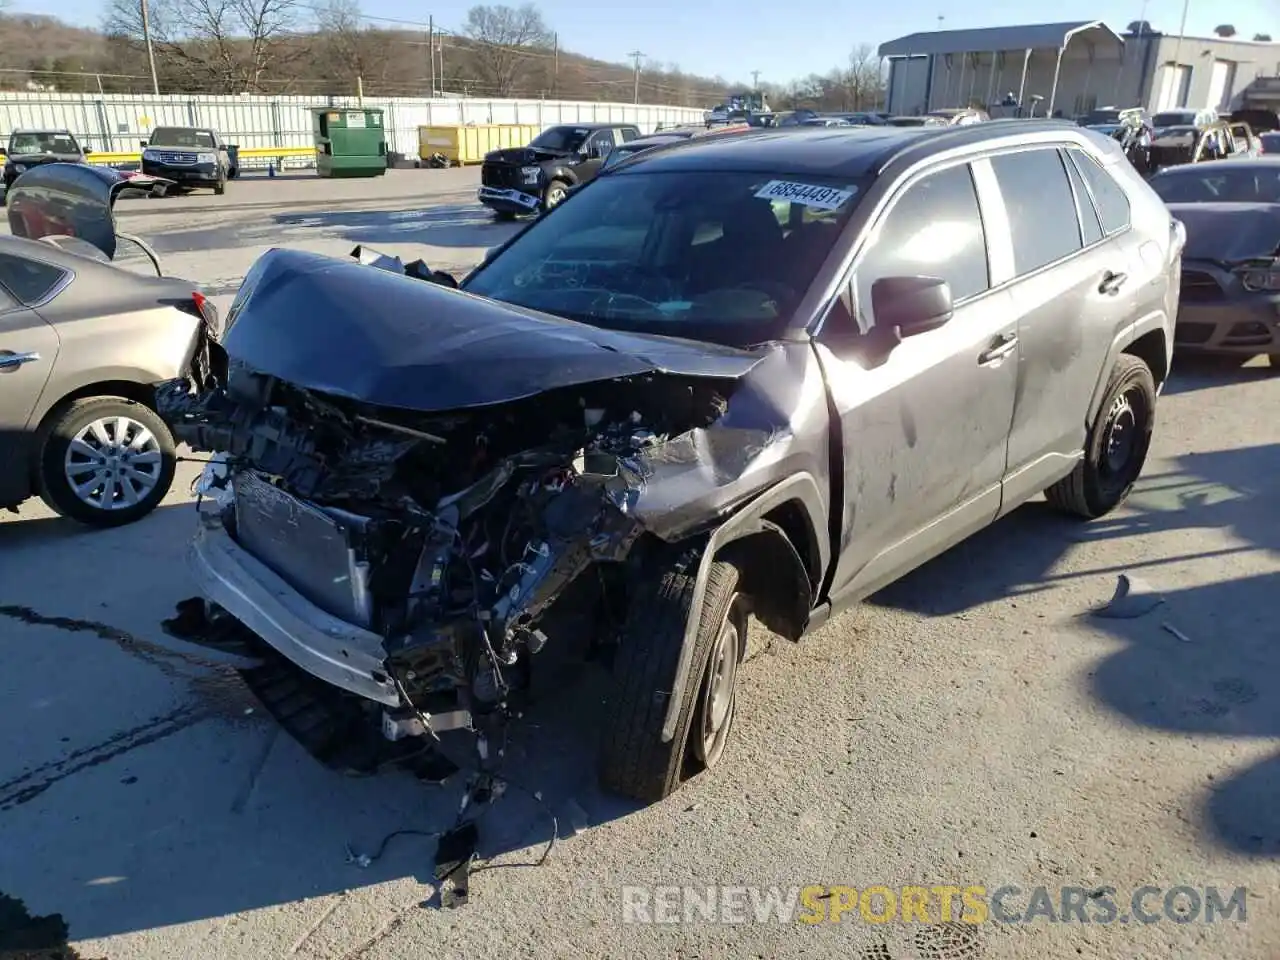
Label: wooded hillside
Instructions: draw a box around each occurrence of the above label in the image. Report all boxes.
[0,2,885,111]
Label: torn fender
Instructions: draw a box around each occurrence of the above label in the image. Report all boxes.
[219,248,767,412]
[658,470,828,742]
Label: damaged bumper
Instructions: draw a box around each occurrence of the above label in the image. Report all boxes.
[187,522,400,706]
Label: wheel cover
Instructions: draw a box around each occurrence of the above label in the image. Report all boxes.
[546,185,567,208]
[693,609,741,767]
[1103,391,1139,475]
[63,415,163,511]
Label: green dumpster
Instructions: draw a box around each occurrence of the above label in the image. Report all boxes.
[313,107,387,178]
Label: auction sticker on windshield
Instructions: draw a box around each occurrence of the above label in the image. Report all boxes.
[754,180,856,210]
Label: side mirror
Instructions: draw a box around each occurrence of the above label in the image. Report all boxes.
[870,276,954,340]
[139,140,148,148]
[83,147,93,155]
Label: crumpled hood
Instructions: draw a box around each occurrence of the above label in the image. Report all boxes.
[484,146,571,165]
[221,248,766,412]
[1168,202,1280,262]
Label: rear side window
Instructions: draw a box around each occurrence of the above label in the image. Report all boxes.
[1068,149,1132,235]
[855,162,989,324]
[0,252,68,305]
[990,149,1082,276]
[620,127,640,142]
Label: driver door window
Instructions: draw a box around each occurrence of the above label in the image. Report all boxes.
[588,130,615,158]
[853,163,990,331]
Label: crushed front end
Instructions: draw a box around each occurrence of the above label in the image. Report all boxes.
[155,248,764,776]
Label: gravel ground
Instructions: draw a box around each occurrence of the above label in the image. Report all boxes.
[0,171,1277,960]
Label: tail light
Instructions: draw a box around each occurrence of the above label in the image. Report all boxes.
[177,291,222,336]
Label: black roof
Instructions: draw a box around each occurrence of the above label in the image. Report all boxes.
[608,120,1093,180]
[547,121,633,129]
[610,126,945,178]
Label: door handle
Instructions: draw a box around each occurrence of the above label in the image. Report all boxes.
[1099,271,1128,295]
[978,333,1018,365]
[0,351,41,370]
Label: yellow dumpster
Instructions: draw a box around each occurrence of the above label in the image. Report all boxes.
[417,124,542,165]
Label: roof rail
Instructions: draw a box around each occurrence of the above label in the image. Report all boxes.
[876,117,1083,173]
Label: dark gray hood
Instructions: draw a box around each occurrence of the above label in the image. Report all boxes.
[221,248,766,412]
[1168,202,1280,262]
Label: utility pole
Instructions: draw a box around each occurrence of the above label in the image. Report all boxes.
[937,14,945,30]
[553,33,559,98]
[428,16,435,96]
[140,0,160,95]
[436,36,445,94]
[750,70,760,88]
[628,49,645,104]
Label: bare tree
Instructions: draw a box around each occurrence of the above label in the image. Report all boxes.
[845,43,883,110]
[314,0,386,85]
[104,0,298,92]
[462,3,552,96]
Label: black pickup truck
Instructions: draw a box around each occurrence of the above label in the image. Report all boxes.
[478,122,641,218]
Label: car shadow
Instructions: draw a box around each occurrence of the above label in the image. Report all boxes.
[0,496,638,941]
[872,441,1280,858]
[1160,354,1272,396]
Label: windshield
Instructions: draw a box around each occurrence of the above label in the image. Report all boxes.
[8,132,79,154]
[1152,112,1197,128]
[149,127,216,148]
[529,126,591,153]
[1083,109,1121,125]
[1150,165,1280,203]
[462,169,863,345]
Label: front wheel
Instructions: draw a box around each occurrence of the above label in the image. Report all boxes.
[542,179,569,212]
[598,557,746,803]
[1044,354,1156,519]
[38,397,177,527]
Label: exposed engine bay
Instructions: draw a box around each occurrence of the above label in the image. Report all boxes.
[156,355,732,745]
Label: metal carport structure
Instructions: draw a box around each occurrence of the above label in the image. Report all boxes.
[878,21,1127,116]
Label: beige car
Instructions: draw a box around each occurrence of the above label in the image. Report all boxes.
[0,162,219,526]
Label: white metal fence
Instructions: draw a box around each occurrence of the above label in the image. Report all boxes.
[0,92,706,164]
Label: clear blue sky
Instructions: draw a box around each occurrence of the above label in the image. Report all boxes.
[27,0,1279,85]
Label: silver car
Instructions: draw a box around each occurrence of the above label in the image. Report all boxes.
[0,163,219,526]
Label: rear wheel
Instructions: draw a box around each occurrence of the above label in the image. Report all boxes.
[1044,354,1156,519]
[37,397,176,527]
[599,557,746,803]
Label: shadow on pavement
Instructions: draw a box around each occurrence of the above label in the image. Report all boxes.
[873,441,1280,859]
[1160,354,1273,396]
[0,497,639,939]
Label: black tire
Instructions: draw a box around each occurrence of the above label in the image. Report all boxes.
[599,557,746,803]
[1269,354,1280,371]
[542,179,569,212]
[1044,354,1156,519]
[37,396,177,528]
[493,209,518,222]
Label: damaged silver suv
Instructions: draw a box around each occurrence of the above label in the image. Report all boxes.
[156,122,1181,803]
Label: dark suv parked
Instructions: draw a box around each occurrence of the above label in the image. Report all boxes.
[2,129,88,196]
[140,126,235,195]
[158,121,1182,806]
[478,122,641,218]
